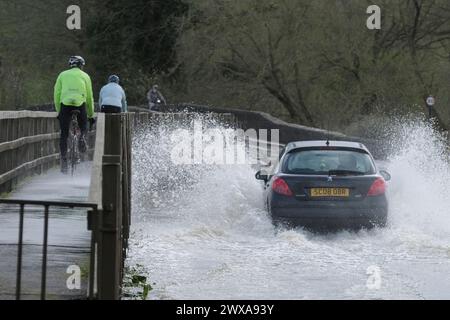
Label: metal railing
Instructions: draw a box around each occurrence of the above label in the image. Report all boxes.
[0,112,133,300]
[0,199,98,300]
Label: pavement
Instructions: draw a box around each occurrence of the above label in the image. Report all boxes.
[0,163,92,300]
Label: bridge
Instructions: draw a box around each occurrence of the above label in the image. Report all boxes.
[0,106,449,300]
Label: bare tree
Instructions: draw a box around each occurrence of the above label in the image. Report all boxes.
[212,1,318,125]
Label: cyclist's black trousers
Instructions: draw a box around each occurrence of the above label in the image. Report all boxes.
[101,105,122,113]
[58,104,87,159]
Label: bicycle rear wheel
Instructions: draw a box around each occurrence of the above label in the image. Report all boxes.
[70,133,79,176]
[64,112,82,175]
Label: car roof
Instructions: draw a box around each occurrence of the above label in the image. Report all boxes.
[285,140,370,153]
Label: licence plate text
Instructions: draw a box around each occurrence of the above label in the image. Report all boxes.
[311,188,350,197]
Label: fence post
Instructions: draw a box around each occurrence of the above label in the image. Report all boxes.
[121,114,131,255]
[97,114,123,300]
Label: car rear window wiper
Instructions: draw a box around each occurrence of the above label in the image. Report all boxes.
[288,168,316,174]
[328,170,365,176]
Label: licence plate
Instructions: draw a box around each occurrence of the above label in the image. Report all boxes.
[310,188,350,197]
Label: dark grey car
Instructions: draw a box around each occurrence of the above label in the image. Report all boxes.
[256,140,391,230]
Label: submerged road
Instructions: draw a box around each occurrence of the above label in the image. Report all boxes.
[0,164,92,300]
[126,116,450,300]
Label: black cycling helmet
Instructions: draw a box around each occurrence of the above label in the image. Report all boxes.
[108,75,120,84]
[68,56,85,68]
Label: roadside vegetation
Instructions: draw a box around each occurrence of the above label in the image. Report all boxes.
[1,0,449,135]
[122,264,153,300]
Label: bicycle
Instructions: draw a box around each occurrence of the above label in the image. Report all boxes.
[66,110,82,176]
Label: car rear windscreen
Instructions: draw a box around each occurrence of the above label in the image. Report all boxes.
[282,148,376,175]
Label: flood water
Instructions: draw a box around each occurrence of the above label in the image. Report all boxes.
[127,116,450,300]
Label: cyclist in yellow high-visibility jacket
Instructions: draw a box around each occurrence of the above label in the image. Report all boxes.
[54,56,95,173]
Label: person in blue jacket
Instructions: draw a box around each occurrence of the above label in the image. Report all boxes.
[98,75,128,113]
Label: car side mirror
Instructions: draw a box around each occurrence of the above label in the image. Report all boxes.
[379,170,391,181]
[255,170,269,181]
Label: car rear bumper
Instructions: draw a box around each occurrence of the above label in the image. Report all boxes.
[270,197,388,229]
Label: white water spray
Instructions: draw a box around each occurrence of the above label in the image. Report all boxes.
[127,114,450,300]
[386,118,450,238]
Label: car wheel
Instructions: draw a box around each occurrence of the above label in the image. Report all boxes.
[369,216,387,229]
[376,216,388,228]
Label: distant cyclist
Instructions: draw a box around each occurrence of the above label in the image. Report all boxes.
[99,75,128,113]
[147,84,167,111]
[54,56,95,173]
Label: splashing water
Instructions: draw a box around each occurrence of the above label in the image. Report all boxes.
[127,114,450,300]
[386,118,450,238]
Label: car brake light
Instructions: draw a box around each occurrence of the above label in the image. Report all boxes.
[272,177,293,196]
[367,178,386,196]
